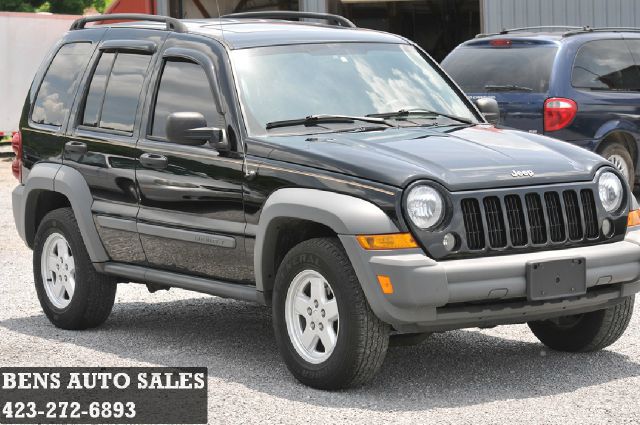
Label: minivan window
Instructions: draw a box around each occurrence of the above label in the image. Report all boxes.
[441,45,558,93]
[572,40,640,91]
[231,43,477,136]
[151,60,221,138]
[81,52,151,133]
[32,42,93,126]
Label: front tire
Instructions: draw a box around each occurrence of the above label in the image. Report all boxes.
[33,207,117,330]
[528,296,634,352]
[272,237,389,390]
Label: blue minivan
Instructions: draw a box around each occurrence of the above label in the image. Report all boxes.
[442,27,640,188]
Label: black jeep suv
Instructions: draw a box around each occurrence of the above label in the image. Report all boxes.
[11,12,640,390]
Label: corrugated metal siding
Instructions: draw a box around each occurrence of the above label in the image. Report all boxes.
[483,0,640,33]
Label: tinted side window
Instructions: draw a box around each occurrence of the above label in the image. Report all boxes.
[32,43,93,126]
[83,52,115,126]
[624,39,640,69]
[151,60,221,138]
[572,40,640,90]
[81,52,151,133]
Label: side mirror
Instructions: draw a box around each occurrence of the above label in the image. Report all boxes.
[165,112,228,151]
[474,98,500,125]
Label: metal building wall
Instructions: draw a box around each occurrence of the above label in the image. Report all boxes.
[482,0,640,33]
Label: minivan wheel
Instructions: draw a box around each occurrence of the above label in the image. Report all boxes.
[528,296,634,352]
[600,142,634,187]
[33,208,117,330]
[272,237,390,390]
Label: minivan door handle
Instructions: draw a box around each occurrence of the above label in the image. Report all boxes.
[139,153,168,170]
[64,141,87,154]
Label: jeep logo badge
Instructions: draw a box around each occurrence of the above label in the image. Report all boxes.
[511,169,535,177]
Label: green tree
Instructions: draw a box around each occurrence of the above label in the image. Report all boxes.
[0,0,41,12]
[0,0,110,14]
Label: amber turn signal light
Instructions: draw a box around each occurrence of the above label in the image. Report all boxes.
[377,275,394,294]
[356,233,418,250]
[628,209,640,227]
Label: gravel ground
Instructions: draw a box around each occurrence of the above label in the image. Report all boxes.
[1,158,640,424]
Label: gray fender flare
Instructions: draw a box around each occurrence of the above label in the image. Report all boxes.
[20,163,109,262]
[254,188,399,295]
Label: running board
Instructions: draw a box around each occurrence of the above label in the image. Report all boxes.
[96,262,258,303]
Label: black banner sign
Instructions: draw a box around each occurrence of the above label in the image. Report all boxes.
[0,367,207,424]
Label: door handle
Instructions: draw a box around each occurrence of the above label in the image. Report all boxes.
[139,153,168,170]
[64,141,87,154]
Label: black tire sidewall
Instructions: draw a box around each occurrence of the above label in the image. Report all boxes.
[528,311,604,351]
[272,240,364,386]
[33,210,98,328]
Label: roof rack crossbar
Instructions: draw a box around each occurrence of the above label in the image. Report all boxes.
[221,11,356,28]
[70,14,188,33]
[476,25,585,38]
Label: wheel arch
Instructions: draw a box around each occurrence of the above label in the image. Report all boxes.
[21,163,108,262]
[254,188,399,302]
[596,130,637,160]
[593,120,639,169]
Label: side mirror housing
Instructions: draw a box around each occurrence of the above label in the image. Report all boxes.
[165,112,228,150]
[474,98,500,125]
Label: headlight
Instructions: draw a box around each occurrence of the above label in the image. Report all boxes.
[406,185,444,229]
[598,171,623,213]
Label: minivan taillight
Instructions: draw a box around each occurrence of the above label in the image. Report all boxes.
[11,131,22,182]
[544,98,577,132]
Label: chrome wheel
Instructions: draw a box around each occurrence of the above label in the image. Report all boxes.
[608,154,630,181]
[285,269,339,364]
[41,233,75,309]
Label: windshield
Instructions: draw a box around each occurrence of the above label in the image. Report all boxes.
[442,45,558,93]
[231,43,478,135]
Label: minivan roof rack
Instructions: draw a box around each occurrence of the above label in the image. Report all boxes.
[563,26,640,36]
[70,14,188,33]
[221,11,356,28]
[476,26,585,38]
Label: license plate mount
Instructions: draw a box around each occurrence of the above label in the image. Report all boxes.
[526,257,587,301]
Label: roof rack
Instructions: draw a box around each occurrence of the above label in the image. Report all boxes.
[70,14,188,33]
[563,26,640,36]
[221,11,356,28]
[476,26,585,38]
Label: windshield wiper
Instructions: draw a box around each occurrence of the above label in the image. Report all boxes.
[484,84,533,92]
[366,108,474,125]
[265,114,393,130]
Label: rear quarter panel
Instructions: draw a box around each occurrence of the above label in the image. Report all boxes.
[546,34,640,152]
[20,28,106,180]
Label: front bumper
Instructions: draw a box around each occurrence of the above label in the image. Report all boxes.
[340,228,640,332]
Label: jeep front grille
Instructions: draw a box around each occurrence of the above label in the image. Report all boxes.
[581,189,599,238]
[504,195,527,246]
[461,198,484,250]
[563,190,582,240]
[461,189,599,250]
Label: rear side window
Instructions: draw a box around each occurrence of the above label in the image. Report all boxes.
[150,60,221,139]
[81,51,152,133]
[572,40,640,91]
[32,43,93,126]
[441,45,557,93]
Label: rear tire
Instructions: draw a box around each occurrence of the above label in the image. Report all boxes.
[33,207,117,330]
[272,237,389,390]
[600,142,635,188]
[528,296,634,352]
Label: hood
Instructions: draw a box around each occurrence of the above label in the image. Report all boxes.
[247,124,609,191]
